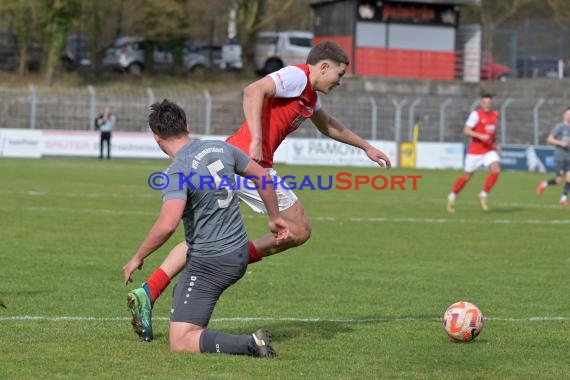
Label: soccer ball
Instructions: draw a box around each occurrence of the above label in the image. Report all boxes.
[443,301,484,342]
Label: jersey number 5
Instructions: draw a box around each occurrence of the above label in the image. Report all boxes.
[207,160,235,208]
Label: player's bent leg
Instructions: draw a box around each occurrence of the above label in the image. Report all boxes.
[169,322,276,357]
[479,161,500,211]
[254,200,312,257]
[447,172,473,213]
[560,171,570,206]
[140,242,187,307]
[160,242,187,279]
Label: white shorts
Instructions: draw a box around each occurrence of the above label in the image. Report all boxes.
[464,151,500,173]
[237,168,298,213]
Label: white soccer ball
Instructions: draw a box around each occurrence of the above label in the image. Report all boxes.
[443,301,485,342]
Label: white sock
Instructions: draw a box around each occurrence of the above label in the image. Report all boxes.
[479,191,488,198]
[448,193,456,201]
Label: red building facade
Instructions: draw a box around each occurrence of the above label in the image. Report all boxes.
[311,0,478,80]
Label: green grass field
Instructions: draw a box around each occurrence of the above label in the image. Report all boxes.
[1,157,569,379]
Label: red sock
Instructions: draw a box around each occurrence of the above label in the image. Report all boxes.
[483,172,499,193]
[452,174,469,195]
[248,241,262,264]
[145,268,171,303]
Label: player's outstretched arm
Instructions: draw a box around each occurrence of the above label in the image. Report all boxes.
[122,199,184,285]
[547,133,569,148]
[311,108,392,168]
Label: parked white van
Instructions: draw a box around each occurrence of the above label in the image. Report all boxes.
[255,30,313,75]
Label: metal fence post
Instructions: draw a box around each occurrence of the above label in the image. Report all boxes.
[500,98,513,145]
[146,87,155,108]
[391,97,408,143]
[88,85,96,131]
[203,89,211,135]
[439,98,453,142]
[533,98,545,145]
[369,96,378,140]
[408,98,421,141]
[29,84,36,129]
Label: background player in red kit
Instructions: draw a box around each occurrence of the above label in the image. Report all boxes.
[446,94,501,213]
[123,41,392,342]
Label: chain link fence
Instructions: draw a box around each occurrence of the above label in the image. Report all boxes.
[1,85,568,146]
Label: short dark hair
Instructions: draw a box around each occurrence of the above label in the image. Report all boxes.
[148,99,188,138]
[481,93,493,99]
[306,41,350,66]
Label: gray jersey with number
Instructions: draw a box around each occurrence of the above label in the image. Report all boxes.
[550,122,570,160]
[162,140,250,257]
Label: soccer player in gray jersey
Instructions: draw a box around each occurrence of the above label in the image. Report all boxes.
[536,107,570,206]
[123,99,289,357]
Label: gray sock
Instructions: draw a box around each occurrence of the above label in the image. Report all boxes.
[199,329,253,355]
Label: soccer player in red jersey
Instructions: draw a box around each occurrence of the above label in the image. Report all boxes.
[446,94,501,213]
[123,41,392,341]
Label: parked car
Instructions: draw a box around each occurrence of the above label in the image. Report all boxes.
[0,30,42,71]
[116,37,174,75]
[480,51,511,81]
[183,42,243,73]
[255,30,313,75]
[516,57,566,78]
[103,36,242,75]
[184,43,222,72]
[60,35,91,71]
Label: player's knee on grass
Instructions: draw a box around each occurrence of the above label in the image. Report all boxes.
[169,325,203,352]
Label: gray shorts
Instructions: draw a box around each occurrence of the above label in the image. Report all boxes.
[170,243,249,326]
[555,159,570,176]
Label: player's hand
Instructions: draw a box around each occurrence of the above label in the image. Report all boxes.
[494,145,502,154]
[123,257,144,286]
[479,134,491,141]
[249,140,263,162]
[560,141,569,148]
[365,146,392,168]
[268,216,289,243]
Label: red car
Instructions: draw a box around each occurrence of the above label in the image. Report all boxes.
[480,51,511,81]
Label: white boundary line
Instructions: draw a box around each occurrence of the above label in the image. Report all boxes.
[1,315,569,322]
[2,205,570,225]
[1,190,567,210]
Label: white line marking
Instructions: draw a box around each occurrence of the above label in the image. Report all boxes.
[0,189,156,199]
[1,316,568,322]
[1,189,566,210]
[2,205,569,225]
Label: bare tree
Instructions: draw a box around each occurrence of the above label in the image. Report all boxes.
[478,0,535,52]
[0,0,41,75]
[233,0,297,73]
[547,0,570,28]
[43,0,79,85]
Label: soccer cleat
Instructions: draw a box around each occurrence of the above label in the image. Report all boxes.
[446,198,455,213]
[560,197,569,207]
[249,328,277,358]
[478,194,489,211]
[127,287,153,342]
[535,181,546,197]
